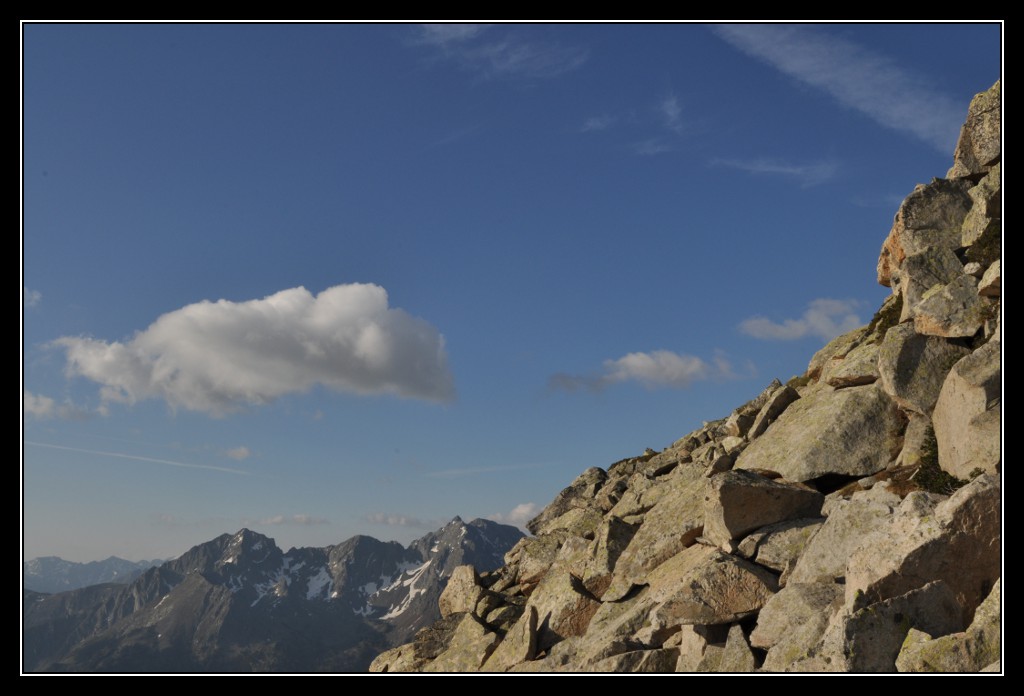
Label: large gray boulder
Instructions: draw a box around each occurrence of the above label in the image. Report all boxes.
[932,339,1001,478]
[526,467,607,534]
[736,517,824,576]
[947,80,1001,179]
[961,163,1001,246]
[735,384,904,482]
[703,470,823,548]
[846,476,1000,622]
[896,246,964,323]
[646,545,778,628]
[751,582,844,671]
[877,178,972,288]
[896,579,1001,672]
[913,275,987,338]
[877,323,971,415]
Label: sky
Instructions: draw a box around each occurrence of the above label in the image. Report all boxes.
[22,21,1002,563]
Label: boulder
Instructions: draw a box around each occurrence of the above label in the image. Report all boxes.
[646,545,778,628]
[587,648,679,673]
[438,565,484,618]
[961,163,1001,246]
[735,384,904,482]
[718,624,758,672]
[932,339,1001,478]
[747,384,800,439]
[422,613,501,672]
[896,579,1000,672]
[821,341,879,388]
[816,580,964,672]
[752,582,843,672]
[913,275,988,338]
[582,516,639,597]
[807,327,868,380]
[602,463,707,601]
[947,80,1001,179]
[481,606,537,672]
[846,476,1000,622]
[703,470,823,548]
[877,178,972,288]
[736,517,824,576]
[524,569,602,653]
[788,491,900,585]
[877,323,971,415]
[526,467,607,534]
[978,259,1000,296]
[896,246,964,322]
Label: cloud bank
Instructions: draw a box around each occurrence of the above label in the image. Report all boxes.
[258,514,329,526]
[54,284,454,415]
[364,512,438,529]
[714,24,965,152]
[23,391,91,420]
[739,298,863,342]
[550,349,732,392]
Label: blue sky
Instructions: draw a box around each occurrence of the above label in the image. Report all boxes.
[22,22,1001,562]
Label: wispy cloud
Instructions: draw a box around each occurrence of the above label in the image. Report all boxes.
[364,512,441,529]
[418,23,492,47]
[712,157,839,187]
[714,24,965,152]
[24,287,42,308]
[425,463,544,479]
[256,514,329,526]
[633,138,673,156]
[415,24,588,79]
[24,441,251,475]
[487,502,539,530]
[23,391,91,420]
[739,298,863,342]
[550,349,733,393]
[53,283,454,416]
[225,446,252,461]
[581,114,616,132]
[660,92,683,133]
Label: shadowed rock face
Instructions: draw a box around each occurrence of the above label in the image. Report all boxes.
[370,81,1000,675]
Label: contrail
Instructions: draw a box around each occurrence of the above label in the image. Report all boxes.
[24,441,251,476]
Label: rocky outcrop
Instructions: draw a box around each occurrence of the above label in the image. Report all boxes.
[370,81,1001,674]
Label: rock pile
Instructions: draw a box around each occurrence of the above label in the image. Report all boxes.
[370,81,1001,673]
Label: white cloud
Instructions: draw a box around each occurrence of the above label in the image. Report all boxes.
[416,25,588,79]
[712,157,839,187]
[24,287,42,308]
[550,349,731,392]
[225,446,252,461]
[364,512,436,529]
[23,390,91,420]
[739,298,863,342]
[581,114,616,132]
[54,283,454,416]
[487,502,539,530]
[714,24,965,152]
[258,514,329,526]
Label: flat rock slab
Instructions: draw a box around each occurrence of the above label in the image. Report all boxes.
[703,470,823,547]
[736,384,903,482]
[877,323,971,415]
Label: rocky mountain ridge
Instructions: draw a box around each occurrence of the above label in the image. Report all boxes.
[370,80,1002,674]
[23,516,523,672]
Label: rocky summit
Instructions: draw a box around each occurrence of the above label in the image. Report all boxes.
[370,81,1002,674]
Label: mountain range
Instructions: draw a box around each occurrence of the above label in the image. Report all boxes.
[23,516,523,672]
